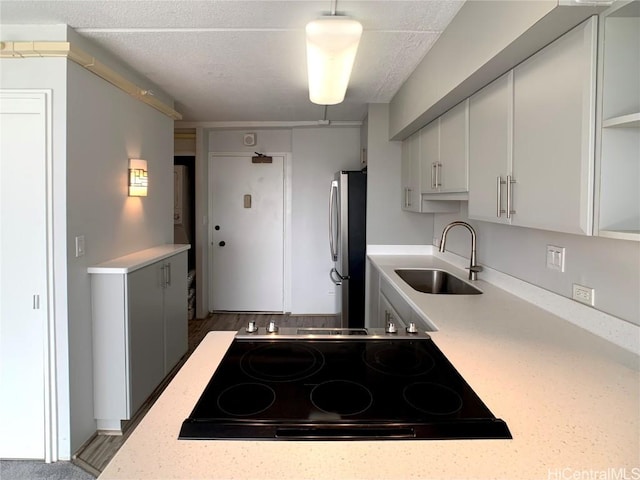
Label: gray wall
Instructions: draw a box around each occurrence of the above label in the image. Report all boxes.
[66,61,174,451]
[1,24,175,457]
[291,127,361,313]
[366,104,434,245]
[434,204,640,326]
[207,126,362,314]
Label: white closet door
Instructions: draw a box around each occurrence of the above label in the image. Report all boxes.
[0,91,51,459]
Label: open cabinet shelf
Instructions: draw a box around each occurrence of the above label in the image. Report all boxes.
[603,112,640,128]
[596,0,640,241]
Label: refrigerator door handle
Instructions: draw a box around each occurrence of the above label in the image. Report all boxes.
[329,180,339,261]
[330,268,347,286]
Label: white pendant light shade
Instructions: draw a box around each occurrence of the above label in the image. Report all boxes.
[305,17,363,105]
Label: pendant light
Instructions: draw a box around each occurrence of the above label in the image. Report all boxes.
[305,15,363,105]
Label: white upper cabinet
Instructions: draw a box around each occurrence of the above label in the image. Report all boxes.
[419,119,440,194]
[401,126,459,214]
[420,100,469,198]
[438,100,469,194]
[469,71,513,224]
[401,132,421,212]
[595,0,640,241]
[469,17,597,235]
[511,16,597,235]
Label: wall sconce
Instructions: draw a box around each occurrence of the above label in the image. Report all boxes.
[305,16,363,105]
[128,159,148,197]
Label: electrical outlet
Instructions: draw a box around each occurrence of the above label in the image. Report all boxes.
[433,237,441,248]
[546,245,565,272]
[572,284,594,306]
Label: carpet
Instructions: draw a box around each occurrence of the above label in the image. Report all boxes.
[0,460,96,480]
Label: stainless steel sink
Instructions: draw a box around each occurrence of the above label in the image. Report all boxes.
[394,269,483,295]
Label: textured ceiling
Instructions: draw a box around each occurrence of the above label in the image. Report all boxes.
[0,1,464,122]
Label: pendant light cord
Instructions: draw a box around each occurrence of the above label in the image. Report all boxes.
[322,0,338,117]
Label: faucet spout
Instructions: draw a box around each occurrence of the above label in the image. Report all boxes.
[438,221,482,281]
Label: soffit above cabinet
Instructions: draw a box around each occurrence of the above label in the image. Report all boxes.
[389,1,608,140]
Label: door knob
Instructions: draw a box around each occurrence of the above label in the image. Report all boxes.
[218,241,226,247]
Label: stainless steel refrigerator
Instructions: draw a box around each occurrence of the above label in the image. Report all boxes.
[329,170,367,328]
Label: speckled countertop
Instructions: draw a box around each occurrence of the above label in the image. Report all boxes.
[99,254,640,480]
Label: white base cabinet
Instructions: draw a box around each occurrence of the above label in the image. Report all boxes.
[89,245,189,432]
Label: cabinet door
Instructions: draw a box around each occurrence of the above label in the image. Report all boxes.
[401,133,421,211]
[366,265,380,329]
[512,17,596,235]
[439,100,469,193]
[468,72,513,224]
[379,292,407,329]
[163,252,188,373]
[419,120,440,194]
[127,263,165,415]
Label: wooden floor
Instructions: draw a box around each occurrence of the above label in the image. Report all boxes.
[72,313,338,476]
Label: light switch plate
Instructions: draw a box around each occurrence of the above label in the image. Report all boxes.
[75,235,85,257]
[546,245,565,272]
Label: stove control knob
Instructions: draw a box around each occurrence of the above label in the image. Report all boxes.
[246,321,258,333]
[385,321,397,334]
[406,322,418,334]
[266,320,279,334]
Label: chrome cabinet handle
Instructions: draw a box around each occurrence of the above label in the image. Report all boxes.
[431,162,437,189]
[435,162,442,187]
[329,181,338,261]
[166,262,171,287]
[506,175,516,219]
[496,176,506,217]
[407,188,412,207]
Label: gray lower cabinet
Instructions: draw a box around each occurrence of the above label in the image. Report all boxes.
[89,245,189,433]
[368,268,436,332]
[379,291,406,329]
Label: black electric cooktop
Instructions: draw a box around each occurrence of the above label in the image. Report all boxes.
[179,327,511,441]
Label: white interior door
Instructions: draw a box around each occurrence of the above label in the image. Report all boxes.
[0,91,51,459]
[208,154,284,312]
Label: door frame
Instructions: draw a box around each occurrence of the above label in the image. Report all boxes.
[0,89,57,462]
[207,152,292,313]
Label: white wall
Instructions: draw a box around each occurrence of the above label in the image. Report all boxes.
[433,204,640,326]
[1,43,72,458]
[366,104,434,245]
[207,127,361,314]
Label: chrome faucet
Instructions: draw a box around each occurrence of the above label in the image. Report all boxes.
[439,221,483,281]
